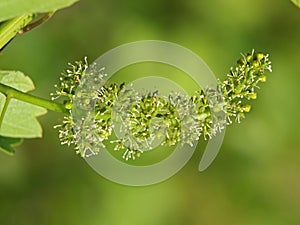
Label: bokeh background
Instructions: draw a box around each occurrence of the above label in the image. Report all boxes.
[1,0,300,224]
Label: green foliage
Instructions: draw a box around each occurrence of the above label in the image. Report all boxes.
[0,0,77,155]
[0,71,47,138]
[0,0,78,22]
[291,0,300,8]
[0,135,22,155]
[0,1,299,224]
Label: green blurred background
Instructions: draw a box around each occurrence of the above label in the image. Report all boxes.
[1,0,300,224]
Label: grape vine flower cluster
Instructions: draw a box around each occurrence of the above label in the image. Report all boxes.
[52,50,272,160]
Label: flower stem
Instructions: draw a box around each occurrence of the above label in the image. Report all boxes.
[0,83,67,114]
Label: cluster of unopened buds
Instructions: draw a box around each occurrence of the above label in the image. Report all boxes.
[52,50,272,160]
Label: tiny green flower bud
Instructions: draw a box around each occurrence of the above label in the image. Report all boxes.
[248,92,257,99]
[253,61,260,68]
[246,54,253,62]
[65,102,72,110]
[243,105,251,112]
[255,53,265,61]
[259,75,267,82]
[235,85,244,94]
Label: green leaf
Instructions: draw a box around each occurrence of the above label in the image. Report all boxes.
[0,71,47,138]
[0,0,79,22]
[0,135,22,155]
[291,0,300,7]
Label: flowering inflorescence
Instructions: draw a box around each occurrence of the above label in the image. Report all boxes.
[220,50,272,124]
[52,50,272,160]
[52,57,88,148]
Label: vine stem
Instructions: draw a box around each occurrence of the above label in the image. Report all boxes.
[19,12,55,34]
[0,92,11,127]
[0,83,68,114]
[0,12,55,51]
[0,14,34,50]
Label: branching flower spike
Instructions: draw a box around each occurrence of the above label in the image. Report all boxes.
[52,50,272,160]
